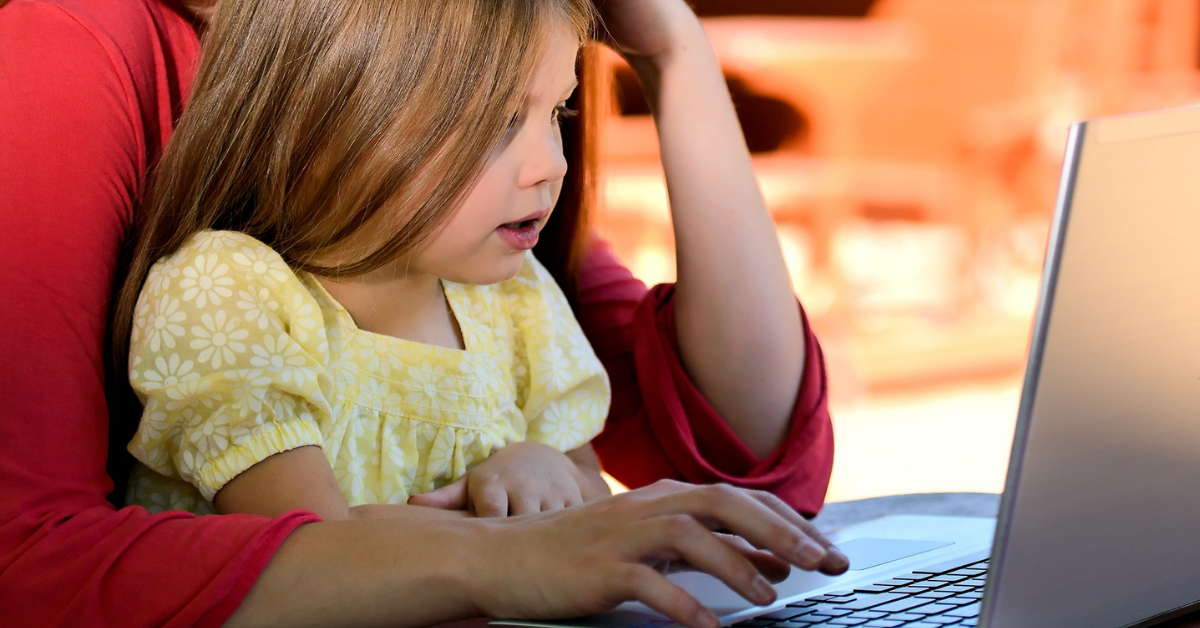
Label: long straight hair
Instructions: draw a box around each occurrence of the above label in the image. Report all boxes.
[105,0,601,504]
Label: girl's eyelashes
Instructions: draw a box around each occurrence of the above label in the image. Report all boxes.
[506,104,576,133]
[552,104,578,125]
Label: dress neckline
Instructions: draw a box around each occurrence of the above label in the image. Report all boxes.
[299,272,474,356]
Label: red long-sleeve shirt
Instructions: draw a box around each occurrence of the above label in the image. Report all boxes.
[0,0,833,625]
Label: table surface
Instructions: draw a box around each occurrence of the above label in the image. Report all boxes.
[433,492,1200,628]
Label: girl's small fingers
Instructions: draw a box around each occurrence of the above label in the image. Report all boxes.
[618,565,719,628]
[649,517,777,607]
[509,489,541,517]
[471,478,509,518]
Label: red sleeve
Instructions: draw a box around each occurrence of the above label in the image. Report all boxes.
[0,3,318,626]
[578,239,834,516]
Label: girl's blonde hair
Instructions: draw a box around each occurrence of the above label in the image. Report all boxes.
[106,0,601,501]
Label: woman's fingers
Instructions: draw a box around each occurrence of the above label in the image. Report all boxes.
[718,533,793,583]
[618,565,719,628]
[638,516,778,607]
[640,483,828,571]
[746,491,849,575]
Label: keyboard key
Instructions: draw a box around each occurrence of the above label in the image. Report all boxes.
[889,586,927,595]
[853,585,895,594]
[908,603,957,615]
[929,574,970,583]
[875,579,914,587]
[760,609,809,621]
[915,590,956,600]
[862,622,903,628]
[890,613,924,622]
[922,616,963,625]
[733,621,772,627]
[847,611,887,620]
[960,592,983,600]
[833,593,908,611]
[947,603,982,618]
[787,601,819,608]
[873,597,931,613]
[904,623,947,628]
[808,607,853,618]
[939,596,979,607]
[827,618,868,626]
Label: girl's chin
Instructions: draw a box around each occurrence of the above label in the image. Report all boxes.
[439,251,526,286]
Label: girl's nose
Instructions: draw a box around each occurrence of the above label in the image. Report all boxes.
[517,126,569,189]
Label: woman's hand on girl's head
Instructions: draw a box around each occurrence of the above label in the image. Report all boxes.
[464,480,849,628]
[406,441,607,516]
[594,0,705,69]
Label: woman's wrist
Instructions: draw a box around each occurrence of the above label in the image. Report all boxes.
[626,16,710,78]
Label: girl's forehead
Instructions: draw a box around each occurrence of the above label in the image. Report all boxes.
[527,23,581,100]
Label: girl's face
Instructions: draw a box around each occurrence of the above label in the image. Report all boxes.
[409,21,581,285]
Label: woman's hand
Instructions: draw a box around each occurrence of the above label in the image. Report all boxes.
[594,0,703,68]
[407,441,608,516]
[466,480,850,628]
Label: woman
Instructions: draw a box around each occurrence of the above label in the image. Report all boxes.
[0,0,838,626]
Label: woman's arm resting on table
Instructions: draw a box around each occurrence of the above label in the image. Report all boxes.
[225,480,848,628]
[599,0,805,459]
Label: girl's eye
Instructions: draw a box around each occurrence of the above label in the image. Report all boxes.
[552,105,578,125]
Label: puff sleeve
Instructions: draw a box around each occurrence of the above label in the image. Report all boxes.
[127,231,334,502]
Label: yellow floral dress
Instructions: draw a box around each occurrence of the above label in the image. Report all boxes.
[125,230,610,514]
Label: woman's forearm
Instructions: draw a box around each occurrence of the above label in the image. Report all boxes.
[225,517,482,628]
[629,20,805,458]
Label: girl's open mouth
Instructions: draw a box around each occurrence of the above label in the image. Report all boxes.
[496,219,540,250]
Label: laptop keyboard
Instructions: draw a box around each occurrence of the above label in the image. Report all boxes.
[733,554,989,628]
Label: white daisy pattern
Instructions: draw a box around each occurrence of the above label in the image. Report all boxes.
[179,253,235,308]
[144,293,186,352]
[126,232,609,514]
[189,309,248,369]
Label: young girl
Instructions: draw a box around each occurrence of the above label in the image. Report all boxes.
[113,0,613,520]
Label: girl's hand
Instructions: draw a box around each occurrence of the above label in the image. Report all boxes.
[466,480,850,628]
[407,441,607,516]
[594,0,704,68]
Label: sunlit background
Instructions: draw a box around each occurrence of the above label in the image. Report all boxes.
[595,0,1200,501]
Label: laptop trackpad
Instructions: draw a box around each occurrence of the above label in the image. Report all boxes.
[837,538,953,571]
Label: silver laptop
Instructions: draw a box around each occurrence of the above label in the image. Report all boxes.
[496,103,1200,628]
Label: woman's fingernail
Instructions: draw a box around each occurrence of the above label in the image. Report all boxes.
[752,575,776,604]
[694,609,720,628]
[797,539,826,564]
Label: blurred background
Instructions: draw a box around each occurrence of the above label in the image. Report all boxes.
[595,0,1200,501]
